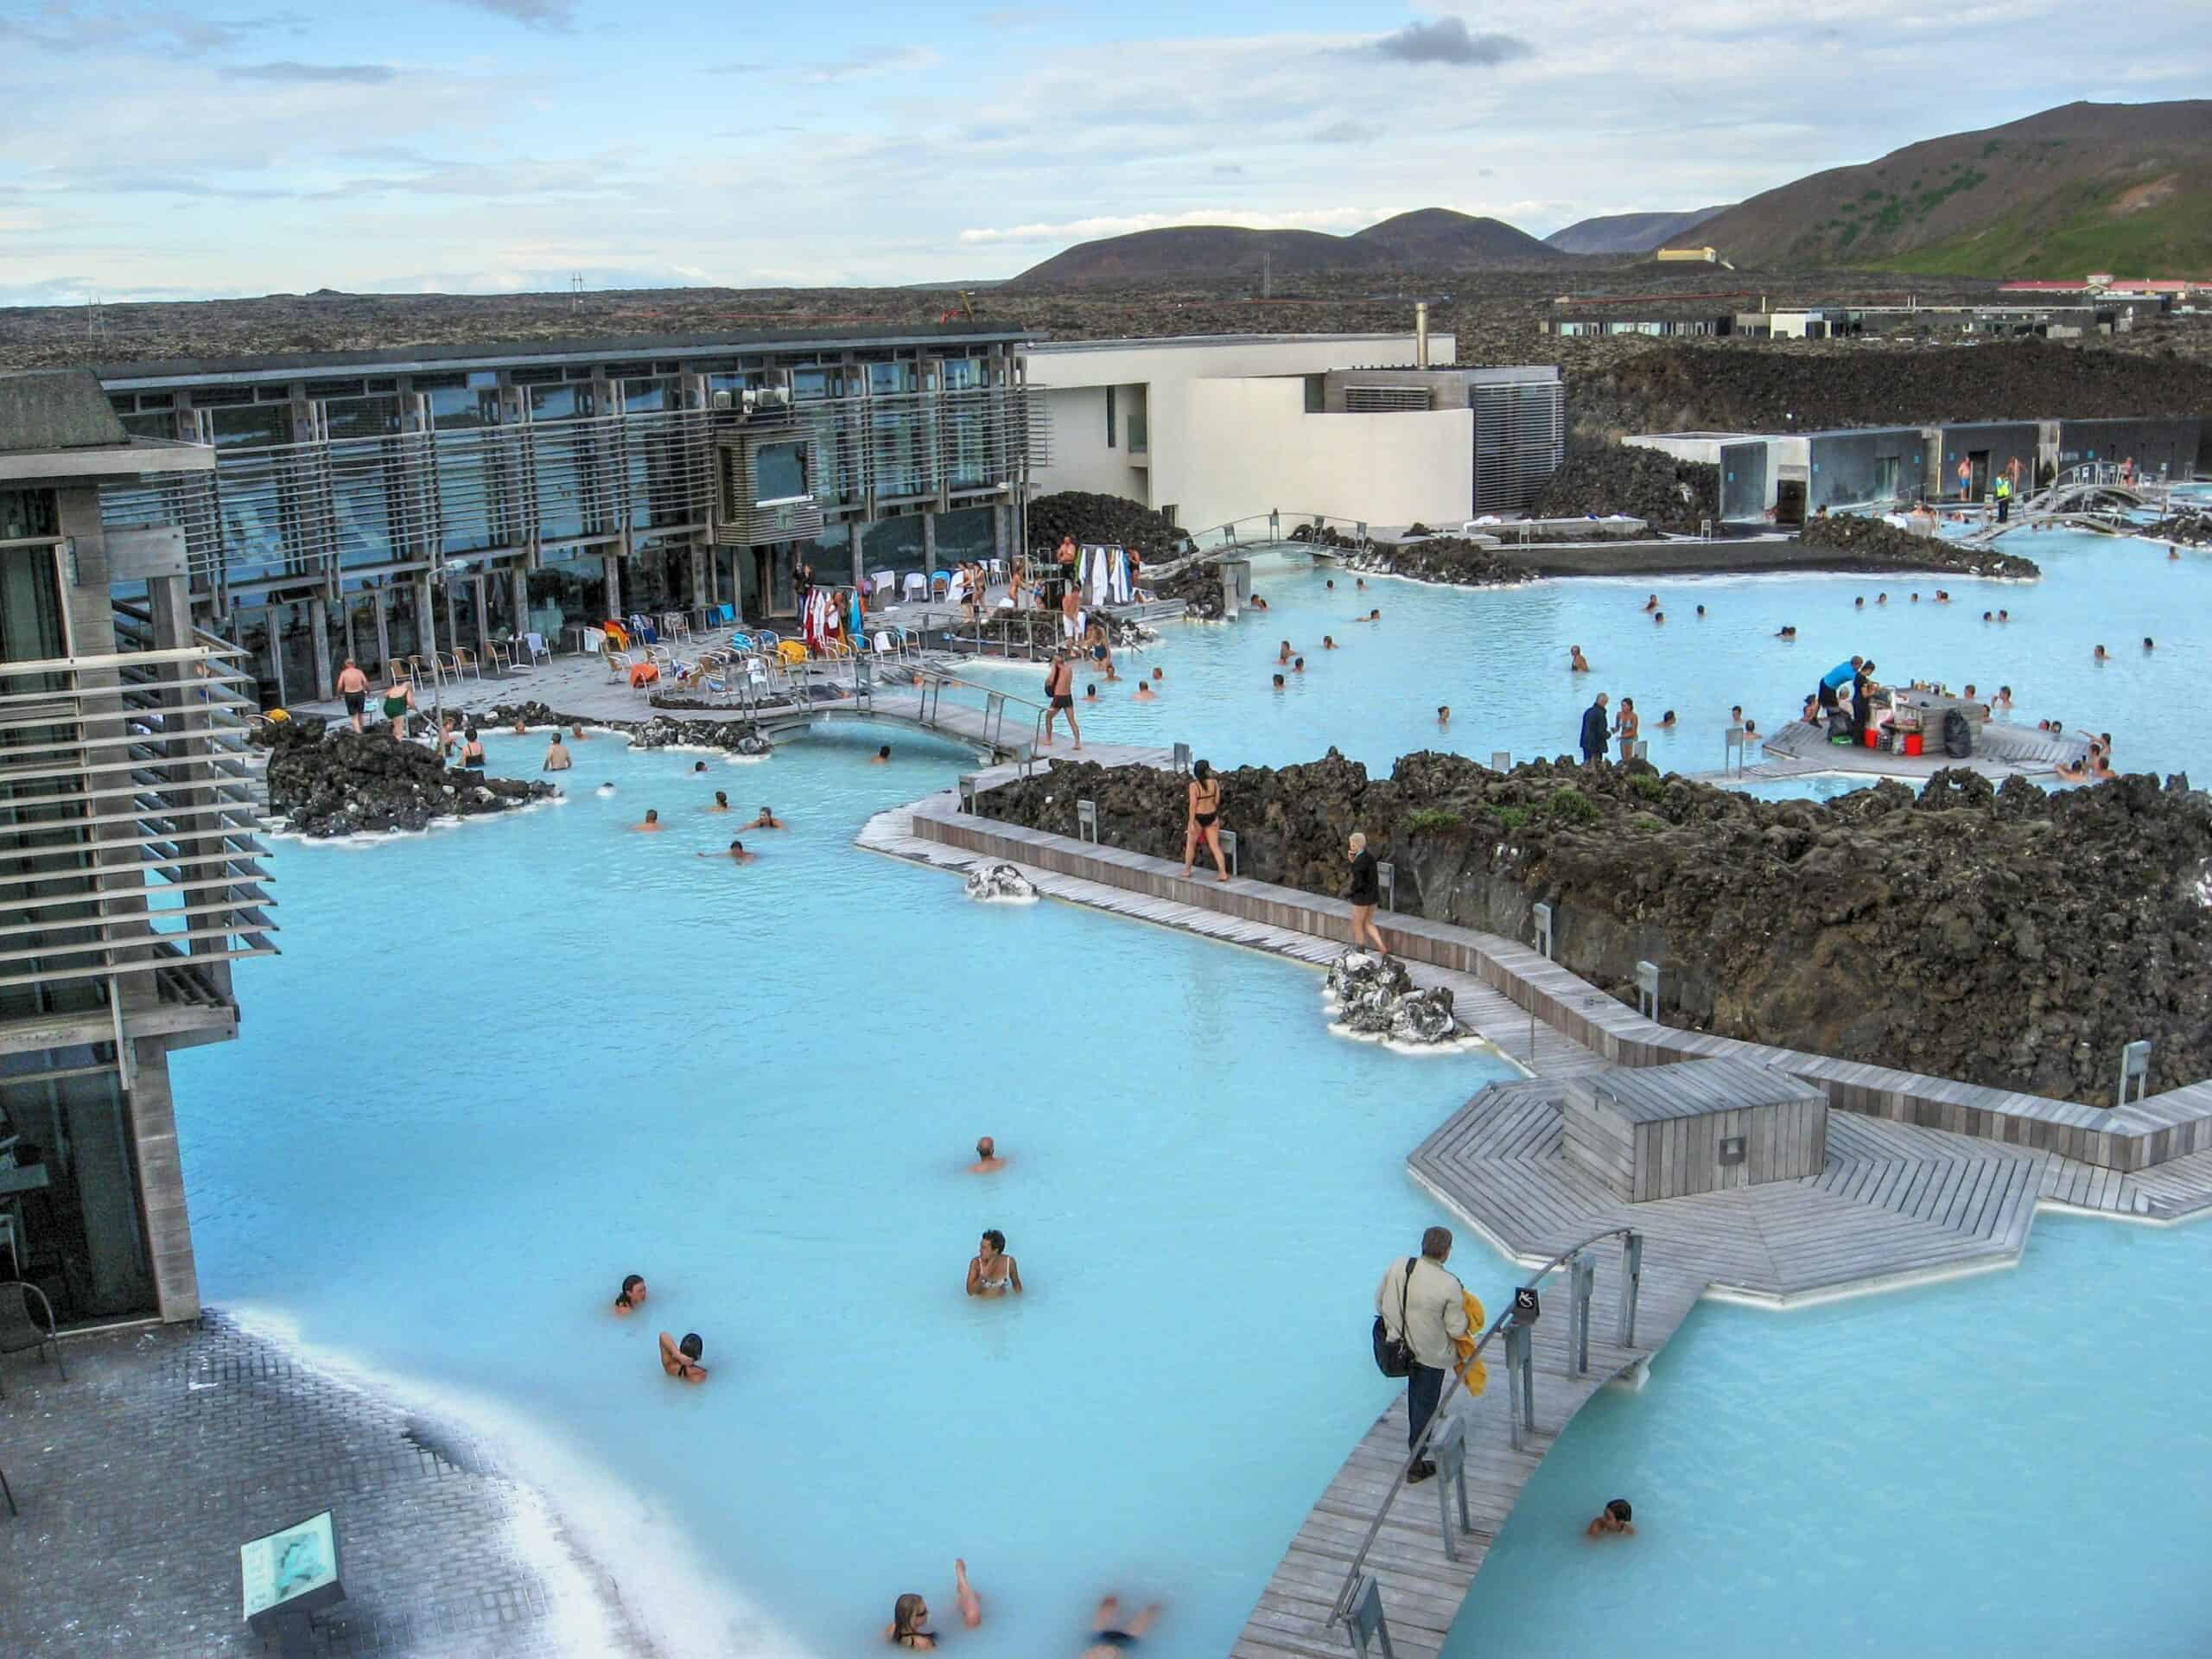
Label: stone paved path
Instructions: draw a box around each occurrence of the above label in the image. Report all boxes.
[0,1313,652,1658]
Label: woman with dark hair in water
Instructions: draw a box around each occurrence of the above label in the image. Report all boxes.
[613,1274,646,1315]
[1180,760,1228,883]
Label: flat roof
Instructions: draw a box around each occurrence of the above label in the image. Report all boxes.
[1023,332,1430,354]
[93,321,1033,389]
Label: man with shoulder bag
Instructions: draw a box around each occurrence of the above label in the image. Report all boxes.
[1372,1226,1471,1484]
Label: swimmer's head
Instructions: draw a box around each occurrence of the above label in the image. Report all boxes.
[644,809,658,823]
[618,1274,645,1306]
[730,839,744,854]
[679,1333,702,1360]
[715,791,728,807]
[694,760,708,772]
[1605,1498,1631,1523]
[976,1136,995,1159]
[980,1229,1006,1255]
[878,744,892,759]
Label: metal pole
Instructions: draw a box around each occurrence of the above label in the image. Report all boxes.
[1572,1251,1595,1376]
[1617,1232,1643,1348]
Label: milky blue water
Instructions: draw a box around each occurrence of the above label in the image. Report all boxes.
[990,527,2199,785]
[168,524,2212,1658]
[172,725,1520,1658]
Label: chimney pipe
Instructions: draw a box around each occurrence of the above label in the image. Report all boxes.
[1415,302,1430,369]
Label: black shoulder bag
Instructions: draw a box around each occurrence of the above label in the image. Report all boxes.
[1371,1256,1416,1378]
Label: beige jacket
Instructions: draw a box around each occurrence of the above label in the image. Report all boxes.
[1375,1254,1471,1372]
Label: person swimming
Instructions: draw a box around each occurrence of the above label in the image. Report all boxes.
[1437,705,1450,728]
[1293,657,1305,673]
[633,810,663,832]
[693,760,709,772]
[709,791,729,812]
[1694,604,1705,618]
[1643,594,1659,612]
[1271,673,1285,690]
[1652,611,1664,625]
[873,744,893,763]
[613,1274,647,1316]
[1084,683,1098,700]
[595,782,617,797]
[1134,682,1156,701]
[966,1230,1021,1296]
[1658,709,1676,728]
[1277,640,1294,664]
[1365,608,1381,620]
[1322,635,1337,650]
[1569,645,1590,672]
[752,806,785,829]
[1587,1498,1635,1538]
[659,1331,707,1382]
[2094,644,2109,660]
[697,838,754,862]
[969,1137,1005,1173]
[1081,1596,1162,1656]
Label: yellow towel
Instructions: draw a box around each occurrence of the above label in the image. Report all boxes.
[1451,1289,1488,1396]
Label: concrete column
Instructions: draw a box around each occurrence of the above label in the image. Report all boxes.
[308,594,334,699]
[603,553,622,621]
[510,565,530,643]
[922,512,938,573]
[124,1042,204,1323]
[848,524,864,588]
[415,575,438,659]
[689,543,708,612]
[993,503,1009,562]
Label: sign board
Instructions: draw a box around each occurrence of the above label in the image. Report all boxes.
[241,1510,343,1624]
[1512,1286,1541,1323]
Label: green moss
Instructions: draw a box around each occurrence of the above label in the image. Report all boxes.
[1629,772,1665,802]
[1548,788,1599,826]
[1406,807,1464,835]
[1495,804,1529,831]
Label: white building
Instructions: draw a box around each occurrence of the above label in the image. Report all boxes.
[1025,333,1563,536]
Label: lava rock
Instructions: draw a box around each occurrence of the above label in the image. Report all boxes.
[1027,490,1186,563]
[2142,511,2212,550]
[982,751,2212,1101]
[1796,511,2040,578]
[963,861,1039,902]
[1389,984,1459,1046]
[1326,949,1459,1044]
[265,728,554,837]
[1342,536,1537,588]
[1528,435,1719,534]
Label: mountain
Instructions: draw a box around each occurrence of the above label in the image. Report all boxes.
[1544,207,1731,255]
[1004,208,1568,289]
[1347,208,1562,265]
[1693,100,2212,277]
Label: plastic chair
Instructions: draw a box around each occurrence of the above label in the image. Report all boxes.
[901,572,929,602]
[931,569,952,600]
[0,1281,66,1399]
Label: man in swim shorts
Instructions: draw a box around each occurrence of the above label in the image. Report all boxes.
[336,658,369,733]
[1042,651,1081,750]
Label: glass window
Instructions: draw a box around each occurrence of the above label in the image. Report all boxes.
[1106,386,1116,448]
[0,489,58,542]
[755,441,809,502]
[207,404,292,448]
[0,1062,156,1325]
[1304,375,1325,413]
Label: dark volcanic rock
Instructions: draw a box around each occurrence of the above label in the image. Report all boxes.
[1796,511,2040,578]
[1342,535,1537,588]
[1152,563,1227,619]
[1027,490,1187,561]
[2143,511,2212,550]
[980,752,2212,1103]
[265,726,554,837]
[1529,435,1719,534]
[482,702,773,755]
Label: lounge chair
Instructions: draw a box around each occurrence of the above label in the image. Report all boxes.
[449,645,481,681]
[0,1281,66,1398]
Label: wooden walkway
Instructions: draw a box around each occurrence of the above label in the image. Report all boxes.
[856,776,2212,1659]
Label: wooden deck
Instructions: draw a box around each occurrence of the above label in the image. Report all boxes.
[856,779,2212,1659]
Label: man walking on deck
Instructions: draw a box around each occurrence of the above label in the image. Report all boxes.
[1375,1228,1471,1483]
[335,658,369,733]
[1580,691,1610,766]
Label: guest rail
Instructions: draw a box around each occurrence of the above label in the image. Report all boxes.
[1329,1226,1645,1649]
[912,665,1051,766]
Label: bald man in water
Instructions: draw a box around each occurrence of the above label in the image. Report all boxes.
[969,1137,1006,1173]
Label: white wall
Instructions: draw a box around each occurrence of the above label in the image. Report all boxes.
[1152,378,1473,533]
[1037,385,1150,503]
[1027,334,1464,531]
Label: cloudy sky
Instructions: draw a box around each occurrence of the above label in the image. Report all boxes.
[0,1,2200,303]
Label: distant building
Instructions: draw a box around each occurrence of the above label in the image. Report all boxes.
[1630,413,2199,523]
[1655,246,1726,265]
[0,370,273,1327]
[89,324,1043,707]
[1026,334,1565,534]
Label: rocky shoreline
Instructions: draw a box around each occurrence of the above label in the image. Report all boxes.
[2142,510,2212,550]
[1335,534,1539,588]
[975,751,2212,1103]
[1796,512,2040,578]
[482,701,774,754]
[263,716,557,837]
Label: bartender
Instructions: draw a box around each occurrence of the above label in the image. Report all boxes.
[1852,659,1881,741]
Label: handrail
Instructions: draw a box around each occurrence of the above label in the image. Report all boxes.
[911,664,1051,762]
[1328,1226,1640,1627]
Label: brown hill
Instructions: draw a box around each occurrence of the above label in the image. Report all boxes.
[1694,99,2212,276]
[1543,207,1731,255]
[1005,208,1568,289]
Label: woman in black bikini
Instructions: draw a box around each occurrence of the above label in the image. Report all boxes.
[458,728,486,774]
[1179,760,1228,883]
[887,1592,936,1649]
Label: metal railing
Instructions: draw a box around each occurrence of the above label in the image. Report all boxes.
[1329,1227,1645,1638]
[912,664,1050,765]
